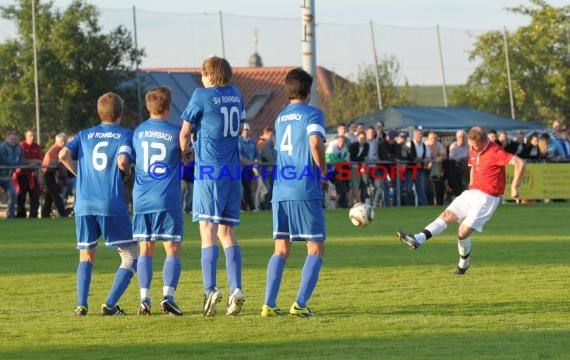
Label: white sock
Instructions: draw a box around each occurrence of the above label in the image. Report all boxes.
[415,232,427,243]
[415,218,447,244]
[457,237,471,269]
[140,288,150,301]
[163,286,175,298]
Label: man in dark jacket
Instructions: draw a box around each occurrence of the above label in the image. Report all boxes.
[0,131,23,219]
[348,131,369,206]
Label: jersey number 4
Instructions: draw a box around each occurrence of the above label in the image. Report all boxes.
[280,124,293,156]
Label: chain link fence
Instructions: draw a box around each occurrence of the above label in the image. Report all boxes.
[86,8,492,86]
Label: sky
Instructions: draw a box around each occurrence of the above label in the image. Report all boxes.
[46,0,567,29]
[0,0,568,85]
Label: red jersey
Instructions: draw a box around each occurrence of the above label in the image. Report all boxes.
[468,140,513,197]
[18,141,43,178]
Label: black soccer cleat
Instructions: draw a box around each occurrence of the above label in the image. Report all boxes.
[137,300,151,316]
[160,298,184,316]
[100,304,126,316]
[74,306,88,316]
[453,265,470,275]
[396,229,420,250]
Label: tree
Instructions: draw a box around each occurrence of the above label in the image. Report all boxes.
[450,0,570,125]
[321,55,411,126]
[0,0,143,142]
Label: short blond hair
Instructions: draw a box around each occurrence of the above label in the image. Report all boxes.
[202,56,232,87]
[467,126,487,142]
[97,92,124,122]
[145,86,172,115]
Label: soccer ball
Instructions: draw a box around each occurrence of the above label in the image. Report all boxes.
[349,203,374,227]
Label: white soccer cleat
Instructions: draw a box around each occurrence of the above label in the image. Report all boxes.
[225,288,246,316]
[203,287,222,317]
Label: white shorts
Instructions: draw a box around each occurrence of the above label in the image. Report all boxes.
[446,189,501,232]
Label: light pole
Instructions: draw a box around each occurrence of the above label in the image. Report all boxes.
[31,0,41,144]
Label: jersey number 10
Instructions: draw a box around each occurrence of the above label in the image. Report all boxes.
[221,105,240,137]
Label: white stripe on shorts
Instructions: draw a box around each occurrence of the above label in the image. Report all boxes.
[289,233,324,239]
[197,214,240,223]
[77,240,97,248]
[133,233,182,242]
[107,239,134,246]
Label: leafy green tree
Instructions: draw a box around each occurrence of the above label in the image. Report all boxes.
[0,0,143,142]
[321,55,411,126]
[450,0,570,125]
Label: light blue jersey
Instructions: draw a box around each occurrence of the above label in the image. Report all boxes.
[181,85,245,178]
[65,123,132,217]
[272,102,326,202]
[132,119,181,214]
[181,85,245,225]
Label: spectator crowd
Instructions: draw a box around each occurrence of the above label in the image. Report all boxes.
[1,119,569,219]
[322,120,570,209]
[0,130,75,219]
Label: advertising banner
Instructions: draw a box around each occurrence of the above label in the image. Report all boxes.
[505,163,570,199]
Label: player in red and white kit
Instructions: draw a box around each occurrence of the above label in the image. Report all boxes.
[396,126,526,274]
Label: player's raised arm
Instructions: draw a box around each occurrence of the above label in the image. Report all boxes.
[510,155,526,199]
[58,147,76,176]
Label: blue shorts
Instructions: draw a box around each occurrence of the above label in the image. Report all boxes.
[272,200,326,242]
[193,179,241,226]
[75,215,134,250]
[133,209,184,242]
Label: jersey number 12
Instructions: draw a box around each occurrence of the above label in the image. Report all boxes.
[142,141,167,172]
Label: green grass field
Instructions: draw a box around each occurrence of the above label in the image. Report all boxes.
[1,204,569,359]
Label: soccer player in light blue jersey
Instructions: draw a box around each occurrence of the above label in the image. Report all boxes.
[132,86,184,316]
[180,56,246,316]
[59,92,137,316]
[261,68,328,318]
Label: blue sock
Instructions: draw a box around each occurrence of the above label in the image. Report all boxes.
[295,255,323,308]
[163,256,181,302]
[76,261,93,307]
[137,255,153,297]
[105,267,134,307]
[224,246,242,294]
[264,255,286,308]
[201,246,218,295]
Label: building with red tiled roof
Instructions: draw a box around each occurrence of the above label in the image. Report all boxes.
[140,64,348,140]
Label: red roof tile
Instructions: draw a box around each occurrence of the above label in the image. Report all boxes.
[141,66,348,139]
